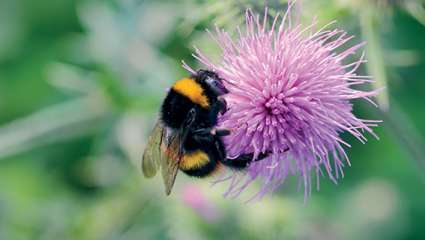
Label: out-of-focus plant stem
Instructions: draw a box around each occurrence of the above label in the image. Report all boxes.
[379,104,425,181]
[405,1,425,26]
[0,94,110,159]
[360,7,389,111]
[360,3,425,179]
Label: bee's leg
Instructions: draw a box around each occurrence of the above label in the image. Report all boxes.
[220,152,270,170]
[191,128,215,143]
[192,128,230,137]
[217,97,227,115]
[180,108,197,148]
[187,128,222,162]
[209,97,228,120]
[220,148,289,170]
[211,128,231,136]
[184,108,197,127]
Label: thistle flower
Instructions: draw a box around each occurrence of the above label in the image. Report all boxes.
[186,4,380,199]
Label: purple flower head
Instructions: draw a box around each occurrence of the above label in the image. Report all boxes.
[185,5,380,200]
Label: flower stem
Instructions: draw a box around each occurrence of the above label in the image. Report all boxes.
[359,8,389,111]
[0,94,109,159]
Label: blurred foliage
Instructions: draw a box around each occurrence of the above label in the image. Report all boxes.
[0,0,425,239]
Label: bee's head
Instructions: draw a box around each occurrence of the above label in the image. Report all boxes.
[194,69,229,96]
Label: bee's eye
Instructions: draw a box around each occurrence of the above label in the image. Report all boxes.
[206,77,229,95]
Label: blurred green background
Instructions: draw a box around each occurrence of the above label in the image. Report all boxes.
[1,0,425,239]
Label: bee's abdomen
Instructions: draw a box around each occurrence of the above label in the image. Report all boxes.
[179,150,220,177]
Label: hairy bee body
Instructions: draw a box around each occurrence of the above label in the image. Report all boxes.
[160,73,228,177]
[142,70,269,195]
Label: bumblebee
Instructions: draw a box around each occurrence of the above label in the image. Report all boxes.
[142,70,268,195]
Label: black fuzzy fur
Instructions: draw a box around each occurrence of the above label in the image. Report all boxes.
[160,70,266,177]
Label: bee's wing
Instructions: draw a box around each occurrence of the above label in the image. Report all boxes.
[142,121,182,195]
[160,131,182,195]
[160,108,196,195]
[142,121,164,178]
[142,108,196,195]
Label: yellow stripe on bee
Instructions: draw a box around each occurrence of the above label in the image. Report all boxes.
[179,150,210,170]
[172,78,209,108]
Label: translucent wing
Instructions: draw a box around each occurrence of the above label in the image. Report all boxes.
[142,121,182,195]
[160,108,196,195]
[160,131,182,195]
[142,121,164,178]
[142,108,196,195]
